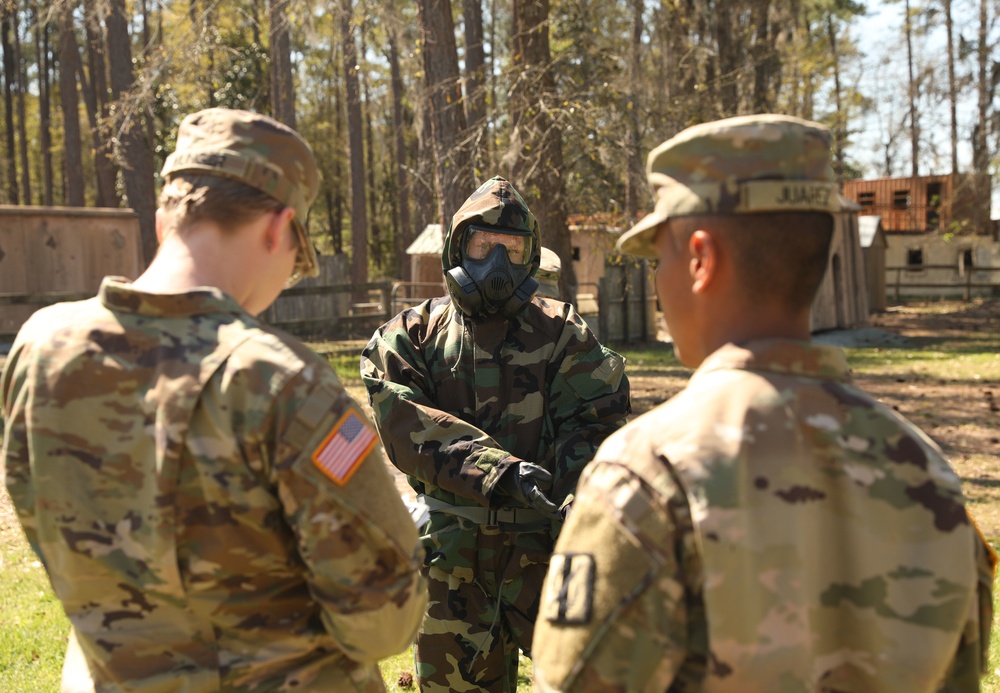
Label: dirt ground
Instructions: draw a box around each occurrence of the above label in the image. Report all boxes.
[627,300,1000,427]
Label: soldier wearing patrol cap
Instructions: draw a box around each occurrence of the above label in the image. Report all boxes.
[535,247,563,300]
[1,108,427,692]
[362,176,630,692]
[532,114,995,692]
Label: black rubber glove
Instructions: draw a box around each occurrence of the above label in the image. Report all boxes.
[496,462,561,520]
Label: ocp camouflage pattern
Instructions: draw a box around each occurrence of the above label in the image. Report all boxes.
[160,107,321,278]
[1,277,427,692]
[618,114,846,258]
[533,339,995,692]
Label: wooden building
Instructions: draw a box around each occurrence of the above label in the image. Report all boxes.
[843,173,998,300]
[842,172,991,236]
[858,215,888,312]
[0,206,143,340]
[404,223,447,301]
[809,199,869,332]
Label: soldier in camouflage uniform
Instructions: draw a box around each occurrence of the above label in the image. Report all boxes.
[1,108,427,692]
[361,176,631,693]
[532,114,996,692]
[535,247,562,300]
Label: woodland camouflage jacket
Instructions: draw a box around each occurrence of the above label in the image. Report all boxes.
[361,295,631,574]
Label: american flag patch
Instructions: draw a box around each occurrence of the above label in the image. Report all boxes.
[311,411,377,485]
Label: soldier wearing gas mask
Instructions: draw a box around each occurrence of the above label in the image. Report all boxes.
[361,176,631,693]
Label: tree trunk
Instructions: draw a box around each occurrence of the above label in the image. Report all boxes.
[33,1,53,205]
[106,0,157,264]
[360,20,380,271]
[57,0,85,206]
[269,0,295,127]
[944,0,958,175]
[974,0,988,175]
[826,13,845,182]
[510,0,576,302]
[12,8,30,204]
[413,82,436,243]
[330,40,344,255]
[2,6,19,204]
[417,0,471,228]
[388,26,412,282]
[751,0,774,112]
[624,0,643,223]
[341,0,368,291]
[251,0,265,110]
[82,0,120,207]
[972,0,990,234]
[715,1,739,115]
[904,0,919,177]
[462,0,487,174]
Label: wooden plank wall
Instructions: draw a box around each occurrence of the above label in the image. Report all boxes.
[810,211,869,332]
[0,206,143,338]
[263,253,352,329]
[843,173,990,235]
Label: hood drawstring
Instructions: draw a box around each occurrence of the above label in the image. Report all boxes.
[451,312,468,376]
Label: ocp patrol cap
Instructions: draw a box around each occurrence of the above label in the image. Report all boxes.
[161,108,321,278]
[617,114,844,258]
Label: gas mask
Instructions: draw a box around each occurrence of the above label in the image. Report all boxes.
[446,227,539,319]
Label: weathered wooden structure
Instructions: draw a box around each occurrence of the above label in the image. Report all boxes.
[261,253,353,335]
[405,224,446,300]
[0,206,143,340]
[843,173,998,300]
[858,215,888,312]
[842,173,992,236]
[809,200,869,332]
[597,258,658,343]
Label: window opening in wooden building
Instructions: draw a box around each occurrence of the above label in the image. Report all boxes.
[893,190,910,209]
[906,248,924,268]
[926,182,942,228]
[858,191,875,208]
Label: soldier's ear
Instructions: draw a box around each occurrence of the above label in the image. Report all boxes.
[688,229,718,294]
[263,208,295,254]
[155,209,166,243]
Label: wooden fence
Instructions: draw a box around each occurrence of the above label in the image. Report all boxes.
[597,259,658,343]
[887,265,1000,302]
[0,206,143,340]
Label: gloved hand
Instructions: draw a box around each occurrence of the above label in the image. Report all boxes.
[496,462,561,521]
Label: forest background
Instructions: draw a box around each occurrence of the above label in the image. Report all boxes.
[0,0,998,301]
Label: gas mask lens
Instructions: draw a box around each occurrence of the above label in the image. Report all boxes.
[465,227,533,266]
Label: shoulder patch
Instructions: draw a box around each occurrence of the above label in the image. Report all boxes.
[542,552,596,625]
[311,410,377,485]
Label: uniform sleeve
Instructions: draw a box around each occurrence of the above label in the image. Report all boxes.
[0,333,40,558]
[532,459,694,693]
[360,318,520,506]
[546,312,631,509]
[268,367,428,664]
[937,523,996,691]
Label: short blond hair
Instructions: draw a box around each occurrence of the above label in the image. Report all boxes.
[158,173,286,237]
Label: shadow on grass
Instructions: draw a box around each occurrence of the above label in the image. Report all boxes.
[961,476,1000,490]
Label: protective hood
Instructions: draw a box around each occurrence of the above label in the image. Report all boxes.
[441,177,542,276]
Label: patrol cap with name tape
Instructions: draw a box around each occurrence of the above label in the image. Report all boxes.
[617,114,844,258]
[536,246,562,299]
[160,108,321,280]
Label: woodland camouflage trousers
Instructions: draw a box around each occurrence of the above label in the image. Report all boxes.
[414,525,550,693]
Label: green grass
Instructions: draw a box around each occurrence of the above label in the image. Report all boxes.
[0,522,68,691]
